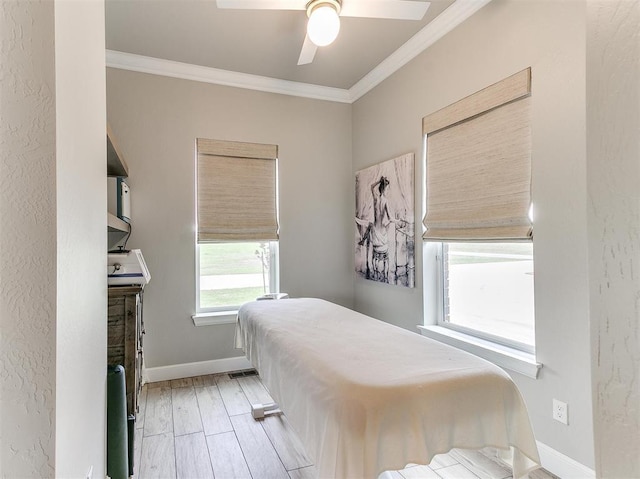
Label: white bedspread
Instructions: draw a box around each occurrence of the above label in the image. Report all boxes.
[236,298,540,479]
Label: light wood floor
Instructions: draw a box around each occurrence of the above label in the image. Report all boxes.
[134,372,557,479]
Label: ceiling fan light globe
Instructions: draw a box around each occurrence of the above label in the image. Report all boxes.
[307,4,340,47]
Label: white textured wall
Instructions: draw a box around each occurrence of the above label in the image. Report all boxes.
[586,0,640,477]
[0,1,58,476]
[106,70,353,368]
[54,0,107,477]
[352,0,594,470]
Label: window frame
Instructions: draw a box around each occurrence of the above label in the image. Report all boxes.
[421,242,541,379]
[195,240,280,315]
[435,242,535,355]
[419,69,541,377]
[194,137,280,319]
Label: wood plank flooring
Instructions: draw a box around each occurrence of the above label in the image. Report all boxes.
[135,372,557,479]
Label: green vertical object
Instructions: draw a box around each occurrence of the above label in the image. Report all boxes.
[107,365,129,479]
[127,415,135,476]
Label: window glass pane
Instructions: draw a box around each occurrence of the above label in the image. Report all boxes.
[444,242,534,347]
[199,242,272,310]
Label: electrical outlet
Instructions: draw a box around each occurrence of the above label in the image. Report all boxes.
[553,399,568,425]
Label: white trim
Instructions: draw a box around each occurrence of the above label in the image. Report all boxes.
[105,0,492,104]
[537,441,596,479]
[106,50,352,103]
[418,325,542,379]
[192,311,238,326]
[144,356,252,383]
[349,0,493,101]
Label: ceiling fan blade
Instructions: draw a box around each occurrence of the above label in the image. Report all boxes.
[297,34,318,65]
[340,0,430,20]
[216,0,304,11]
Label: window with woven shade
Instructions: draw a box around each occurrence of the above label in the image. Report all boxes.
[195,138,280,315]
[196,138,278,242]
[422,68,532,242]
[421,68,536,354]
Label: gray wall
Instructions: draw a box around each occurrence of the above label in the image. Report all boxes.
[1,0,107,477]
[106,70,354,368]
[352,0,594,469]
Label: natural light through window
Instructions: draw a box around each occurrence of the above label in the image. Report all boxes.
[197,241,278,312]
[195,138,279,314]
[441,242,535,350]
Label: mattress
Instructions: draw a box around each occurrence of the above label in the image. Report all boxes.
[235,298,540,478]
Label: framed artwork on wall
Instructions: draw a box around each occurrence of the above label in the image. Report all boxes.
[355,153,415,287]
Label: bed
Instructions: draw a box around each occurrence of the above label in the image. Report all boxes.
[235,298,540,479]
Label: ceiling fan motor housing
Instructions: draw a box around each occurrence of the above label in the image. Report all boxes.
[306,0,342,18]
[306,0,342,47]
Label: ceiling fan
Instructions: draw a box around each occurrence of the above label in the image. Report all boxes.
[216,0,431,65]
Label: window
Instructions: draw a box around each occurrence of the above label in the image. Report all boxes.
[422,69,535,353]
[195,138,279,314]
[440,242,535,351]
[197,241,278,312]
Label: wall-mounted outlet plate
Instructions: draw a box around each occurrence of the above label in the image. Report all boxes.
[553,399,568,425]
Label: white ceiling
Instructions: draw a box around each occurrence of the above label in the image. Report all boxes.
[105,0,489,101]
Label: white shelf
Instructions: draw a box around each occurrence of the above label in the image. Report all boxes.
[107,124,129,178]
[108,212,129,233]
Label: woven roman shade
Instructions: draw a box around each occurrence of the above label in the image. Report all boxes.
[422,68,532,241]
[197,138,278,242]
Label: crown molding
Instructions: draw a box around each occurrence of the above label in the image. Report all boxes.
[106,50,352,103]
[106,0,492,104]
[349,0,493,101]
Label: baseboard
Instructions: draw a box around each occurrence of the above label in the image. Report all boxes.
[143,356,252,383]
[537,441,595,478]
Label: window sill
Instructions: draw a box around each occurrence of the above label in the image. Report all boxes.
[192,311,238,327]
[417,325,542,379]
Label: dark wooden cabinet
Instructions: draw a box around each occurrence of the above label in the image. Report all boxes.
[108,285,144,420]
